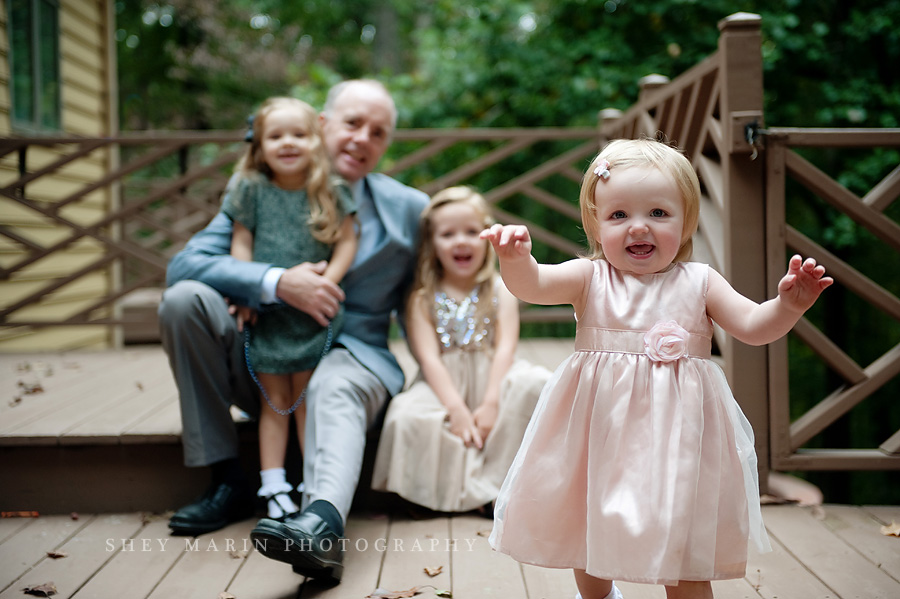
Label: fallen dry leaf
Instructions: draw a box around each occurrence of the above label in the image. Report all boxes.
[365,586,433,598]
[881,521,900,536]
[228,550,248,559]
[217,593,236,599]
[423,565,443,577]
[45,551,67,559]
[135,381,144,391]
[9,396,22,407]
[1,511,39,518]
[17,381,44,395]
[22,582,57,597]
[435,591,452,598]
[476,529,491,537]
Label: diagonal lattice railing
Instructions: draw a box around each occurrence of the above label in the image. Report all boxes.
[764,129,900,471]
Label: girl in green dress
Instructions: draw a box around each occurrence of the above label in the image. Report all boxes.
[224,97,357,520]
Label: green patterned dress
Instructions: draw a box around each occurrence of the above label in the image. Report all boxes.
[222,174,355,373]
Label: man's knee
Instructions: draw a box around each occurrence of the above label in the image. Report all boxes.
[159,281,217,326]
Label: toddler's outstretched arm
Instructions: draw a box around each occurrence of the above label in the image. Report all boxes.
[707,254,833,346]
[481,224,592,311]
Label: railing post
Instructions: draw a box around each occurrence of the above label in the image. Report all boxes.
[717,12,769,491]
[597,108,623,145]
[638,74,670,102]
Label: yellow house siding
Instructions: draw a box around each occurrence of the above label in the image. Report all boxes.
[0,0,117,352]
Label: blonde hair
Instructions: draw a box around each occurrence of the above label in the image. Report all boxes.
[236,96,342,244]
[579,138,701,263]
[412,186,497,319]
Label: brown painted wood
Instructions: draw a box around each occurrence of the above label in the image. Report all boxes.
[377,516,452,597]
[0,513,144,599]
[300,515,390,599]
[450,514,527,598]
[740,517,836,598]
[145,519,255,599]
[70,518,185,599]
[762,504,900,598]
[0,514,88,591]
[821,505,900,582]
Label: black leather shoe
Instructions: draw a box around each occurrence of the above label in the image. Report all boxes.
[169,482,255,536]
[250,510,345,583]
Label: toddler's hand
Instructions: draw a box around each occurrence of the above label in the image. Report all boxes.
[234,305,257,332]
[777,254,833,313]
[481,224,532,261]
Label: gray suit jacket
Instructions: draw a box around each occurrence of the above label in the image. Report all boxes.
[166,173,429,396]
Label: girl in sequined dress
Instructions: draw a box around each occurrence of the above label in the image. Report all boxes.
[371,187,550,513]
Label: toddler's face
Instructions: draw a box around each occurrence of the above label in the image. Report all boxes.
[260,106,315,189]
[592,165,685,275]
[431,202,489,286]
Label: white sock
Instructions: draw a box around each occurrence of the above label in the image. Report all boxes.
[258,468,298,519]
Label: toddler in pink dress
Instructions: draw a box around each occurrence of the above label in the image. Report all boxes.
[481,138,832,599]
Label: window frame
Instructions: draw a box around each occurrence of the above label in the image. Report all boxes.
[7,0,62,133]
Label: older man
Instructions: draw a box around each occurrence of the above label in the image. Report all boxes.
[160,80,428,582]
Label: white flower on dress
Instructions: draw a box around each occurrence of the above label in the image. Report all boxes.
[643,320,689,362]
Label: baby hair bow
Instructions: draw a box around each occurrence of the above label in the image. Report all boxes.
[594,159,611,180]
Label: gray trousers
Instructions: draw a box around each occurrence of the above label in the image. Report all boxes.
[159,280,389,523]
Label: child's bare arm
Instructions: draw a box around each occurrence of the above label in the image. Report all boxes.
[322,216,358,285]
[473,281,519,441]
[481,224,592,314]
[229,222,257,330]
[231,221,254,262]
[707,254,833,346]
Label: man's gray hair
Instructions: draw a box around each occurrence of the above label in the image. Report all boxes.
[323,79,398,130]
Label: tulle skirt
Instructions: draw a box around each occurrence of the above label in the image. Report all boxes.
[489,350,770,584]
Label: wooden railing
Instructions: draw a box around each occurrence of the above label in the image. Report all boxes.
[1,12,897,478]
[764,129,900,472]
[0,127,599,335]
[595,13,900,479]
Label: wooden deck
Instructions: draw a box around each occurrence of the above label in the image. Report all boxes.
[1,505,899,598]
[2,343,900,598]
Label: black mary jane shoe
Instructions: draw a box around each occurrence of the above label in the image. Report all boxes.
[263,491,301,523]
[250,510,345,583]
[169,482,255,536]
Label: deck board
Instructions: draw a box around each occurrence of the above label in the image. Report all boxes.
[144,519,256,599]
[0,514,145,599]
[2,507,899,598]
[69,518,184,599]
[763,504,900,599]
[451,514,527,598]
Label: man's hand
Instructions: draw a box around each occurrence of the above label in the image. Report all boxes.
[276,261,346,326]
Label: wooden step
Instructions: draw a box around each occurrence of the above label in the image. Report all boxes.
[0,340,573,514]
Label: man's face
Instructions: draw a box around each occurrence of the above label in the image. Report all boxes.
[320,83,394,184]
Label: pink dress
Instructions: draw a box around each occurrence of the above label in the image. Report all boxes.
[490,260,770,585]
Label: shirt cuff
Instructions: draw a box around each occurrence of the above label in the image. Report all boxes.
[261,267,286,304]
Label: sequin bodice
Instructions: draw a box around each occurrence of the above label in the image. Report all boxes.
[434,284,496,352]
